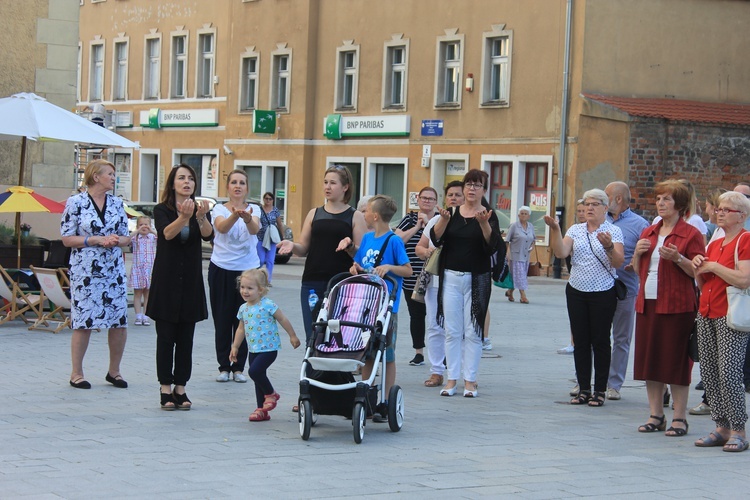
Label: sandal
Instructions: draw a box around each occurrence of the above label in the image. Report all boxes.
[665,418,689,437]
[172,390,192,410]
[505,290,514,302]
[695,431,729,447]
[588,391,606,407]
[570,390,591,405]
[249,408,270,421]
[263,392,280,411]
[638,414,666,433]
[160,392,176,411]
[723,435,749,452]
[520,298,530,304]
[424,374,444,387]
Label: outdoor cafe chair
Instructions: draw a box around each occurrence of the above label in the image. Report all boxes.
[0,265,45,325]
[28,266,71,334]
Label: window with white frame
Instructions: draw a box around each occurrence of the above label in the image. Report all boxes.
[89,42,104,101]
[335,43,359,110]
[270,48,291,111]
[144,36,161,99]
[480,25,512,106]
[113,40,128,100]
[434,32,464,107]
[240,51,259,111]
[382,40,408,109]
[197,32,215,98]
[374,163,406,222]
[170,33,187,98]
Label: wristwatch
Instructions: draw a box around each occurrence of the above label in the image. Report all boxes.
[676,255,683,264]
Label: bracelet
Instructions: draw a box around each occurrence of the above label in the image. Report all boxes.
[84,236,90,247]
[604,245,614,251]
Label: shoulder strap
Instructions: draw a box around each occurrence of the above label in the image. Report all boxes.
[735,231,749,270]
[373,232,395,268]
[586,232,616,278]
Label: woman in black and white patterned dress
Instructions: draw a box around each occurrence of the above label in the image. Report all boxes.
[61,159,131,390]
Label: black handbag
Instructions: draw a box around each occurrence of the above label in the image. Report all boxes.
[688,321,699,362]
[587,233,626,300]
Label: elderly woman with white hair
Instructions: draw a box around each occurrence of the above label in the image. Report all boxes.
[544,188,624,407]
[693,191,750,452]
[505,205,536,303]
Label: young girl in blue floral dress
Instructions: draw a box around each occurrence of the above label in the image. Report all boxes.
[229,268,300,421]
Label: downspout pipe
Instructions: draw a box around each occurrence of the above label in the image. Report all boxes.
[553,0,573,279]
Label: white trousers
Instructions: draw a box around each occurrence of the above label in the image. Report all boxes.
[425,285,445,375]
[443,270,482,382]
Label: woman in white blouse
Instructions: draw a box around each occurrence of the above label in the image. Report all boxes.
[544,189,624,407]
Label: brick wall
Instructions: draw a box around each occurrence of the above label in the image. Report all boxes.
[628,119,750,221]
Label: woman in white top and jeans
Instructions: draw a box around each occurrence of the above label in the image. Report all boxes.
[545,188,624,407]
[209,170,261,383]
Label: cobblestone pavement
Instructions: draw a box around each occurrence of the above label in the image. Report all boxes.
[0,258,746,498]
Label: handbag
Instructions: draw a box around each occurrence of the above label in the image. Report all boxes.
[493,267,513,289]
[587,233,627,300]
[411,269,431,303]
[268,224,282,244]
[726,232,750,332]
[527,245,542,277]
[261,210,282,249]
[688,320,700,362]
[424,246,442,275]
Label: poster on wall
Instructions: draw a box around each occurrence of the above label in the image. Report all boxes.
[114,153,132,199]
[527,189,549,240]
[202,155,218,198]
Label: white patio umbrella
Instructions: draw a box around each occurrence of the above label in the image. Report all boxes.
[0,92,139,242]
[0,92,139,185]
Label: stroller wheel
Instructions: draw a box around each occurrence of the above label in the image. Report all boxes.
[352,402,366,444]
[387,385,404,432]
[299,400,312,441]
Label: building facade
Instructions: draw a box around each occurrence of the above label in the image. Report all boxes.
[77,0,750,244]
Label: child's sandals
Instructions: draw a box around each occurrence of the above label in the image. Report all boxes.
[263,392,280,411]
[249,408,270,421]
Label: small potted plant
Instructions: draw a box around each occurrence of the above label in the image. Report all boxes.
[20,223,32,238]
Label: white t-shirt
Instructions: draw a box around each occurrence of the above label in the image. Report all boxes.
[210,202,261,271]
[643,234,665,299]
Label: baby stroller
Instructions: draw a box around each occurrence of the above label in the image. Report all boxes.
[298,272,404,443]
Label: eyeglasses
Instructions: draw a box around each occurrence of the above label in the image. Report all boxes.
[465,182,484,190]
[715,207,744,215]
[584,202,603,207]
[419,196,437,202]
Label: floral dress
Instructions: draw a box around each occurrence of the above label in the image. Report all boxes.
[60,192,129,330]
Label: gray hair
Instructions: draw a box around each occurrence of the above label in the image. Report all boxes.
[357,195,373,212]
[518,205,531,215]
[719,191,750,217]
[582,188,609,207]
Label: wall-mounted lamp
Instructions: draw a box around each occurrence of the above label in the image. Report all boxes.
[223,145,233,155]
[465,73,474,92]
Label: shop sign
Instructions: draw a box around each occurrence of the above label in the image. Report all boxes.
[324,114,410,140]
[140,108,219,128]
[253,110,277,134]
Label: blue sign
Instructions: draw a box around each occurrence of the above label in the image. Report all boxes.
[421,119,444,137]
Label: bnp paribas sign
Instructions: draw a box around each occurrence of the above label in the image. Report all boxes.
[324,114,410,140]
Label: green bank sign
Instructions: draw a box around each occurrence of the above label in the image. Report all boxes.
[324,114,410,140]
[140,109,219,128]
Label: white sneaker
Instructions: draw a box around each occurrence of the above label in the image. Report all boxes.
[233,372,247,383]
[606,388,621,400]
[482,338,493,351]
[216,371,230,382]
[557,344,574,354]
[569,384,580,396]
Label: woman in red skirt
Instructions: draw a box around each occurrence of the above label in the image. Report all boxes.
[632,180,705,437]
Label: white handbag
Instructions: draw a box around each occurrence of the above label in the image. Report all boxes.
[726,232,750,332]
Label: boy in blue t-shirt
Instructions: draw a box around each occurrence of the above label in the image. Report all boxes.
[337,195,411,420]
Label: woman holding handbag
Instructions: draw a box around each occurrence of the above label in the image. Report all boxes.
[693,191,750,452]
[505,205,536,303]
[257,192,285,284]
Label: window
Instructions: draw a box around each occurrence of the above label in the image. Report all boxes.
[240,53,259,111]
[335,44,359,110]
[113,40,128,100]
[383,43,407,109]
[170,34,187,98]
[243,166,263,201]
[434,32,464,107]
[197,32,214,98]
[374,163,406,223]
[89,42,104,101]
[144,37,161,99]
[270,47,292,112]
[480,25,512,106]
[490,162,513,231]
[524,163,549,238]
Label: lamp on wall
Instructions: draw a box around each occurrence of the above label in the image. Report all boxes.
[465,73,474,92]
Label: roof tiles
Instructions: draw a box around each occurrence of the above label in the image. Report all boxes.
[583,93,750,127]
